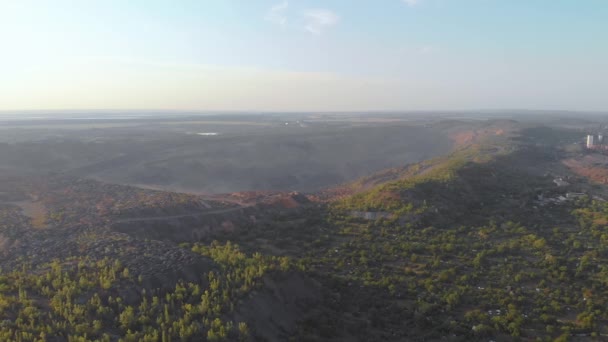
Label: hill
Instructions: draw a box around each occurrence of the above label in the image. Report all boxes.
[4,122,608,341]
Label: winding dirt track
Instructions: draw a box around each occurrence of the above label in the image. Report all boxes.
[112,205,250,224]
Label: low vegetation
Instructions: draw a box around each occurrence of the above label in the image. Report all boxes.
[2,125,607,341]
[0,241,297,341]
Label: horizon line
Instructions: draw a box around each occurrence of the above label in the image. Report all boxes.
[1,108,607,115]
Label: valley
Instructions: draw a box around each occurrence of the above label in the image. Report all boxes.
[1,114,608,341]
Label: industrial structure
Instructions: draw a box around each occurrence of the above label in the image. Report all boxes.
[586,133,608,151]
[587,135,594,149]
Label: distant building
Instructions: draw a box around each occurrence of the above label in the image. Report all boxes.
[554,178,570,187]
[599,134,604,143]
[587,135,594,148]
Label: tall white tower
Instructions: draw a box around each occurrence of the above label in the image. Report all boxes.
[598,134,604,143]
[587,135,595,149]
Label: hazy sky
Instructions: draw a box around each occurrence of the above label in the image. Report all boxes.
[1,0,607,111]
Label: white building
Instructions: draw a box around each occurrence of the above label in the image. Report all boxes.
[587,135,594,148]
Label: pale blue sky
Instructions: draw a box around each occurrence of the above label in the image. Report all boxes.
[1,0,607,111]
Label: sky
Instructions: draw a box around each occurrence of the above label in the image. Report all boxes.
[1,0,607,112]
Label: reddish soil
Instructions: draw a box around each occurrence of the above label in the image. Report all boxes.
[563,154,608,184]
